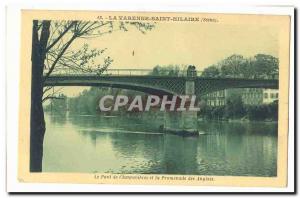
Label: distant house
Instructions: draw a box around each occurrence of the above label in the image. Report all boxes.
[262,89,279,104]
[204,90,226,107]
[203,89,240,107]
[242,88,278,105]
[241,88,263,105]
[203,88,278,107]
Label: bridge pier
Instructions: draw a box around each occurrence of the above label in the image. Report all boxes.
[180,111,198,132]
[163,66,198,136]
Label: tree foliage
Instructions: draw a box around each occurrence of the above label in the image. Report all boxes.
[44,93,67,114]
[201,54,278,79]
[199,99,278,121]
[149,64,187,76]
[225,94,245,119]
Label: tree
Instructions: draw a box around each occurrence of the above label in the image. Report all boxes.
[201,54,278,79]
[44,93,67,114]
[201,65,220,78]
[219,54,245,78]
[150,64,183,76]
[225,93,245,119]
[252,54,279,78]
[30,20,154,171]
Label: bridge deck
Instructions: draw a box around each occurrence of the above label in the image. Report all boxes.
[44,75,278,96]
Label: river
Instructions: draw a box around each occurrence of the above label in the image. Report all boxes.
[43,113,277,176]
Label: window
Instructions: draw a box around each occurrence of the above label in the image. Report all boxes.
[276,93,279,98]
[271,93,275,99]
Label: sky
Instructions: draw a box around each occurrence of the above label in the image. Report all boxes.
[54,19,279,97]
[77,22,278,70]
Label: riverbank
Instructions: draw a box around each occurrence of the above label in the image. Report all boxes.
[198,117,278,123]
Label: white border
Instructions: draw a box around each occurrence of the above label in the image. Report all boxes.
[5,1,295,193]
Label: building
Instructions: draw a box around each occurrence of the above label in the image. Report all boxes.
[241,88,263,105]
[204,90,226,107]
[262,89,279,104]
[204,88,278,107]
[204,89,241,107]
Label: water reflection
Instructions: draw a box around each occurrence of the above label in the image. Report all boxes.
[48,113,67,125]
[43,113,277,176]
[162,135,198,174]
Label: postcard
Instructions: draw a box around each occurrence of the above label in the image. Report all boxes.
[9,8,293,191]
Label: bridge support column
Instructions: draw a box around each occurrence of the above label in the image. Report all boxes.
[163,66,198,136]
[181,79,198,133]
[180,111,198,132]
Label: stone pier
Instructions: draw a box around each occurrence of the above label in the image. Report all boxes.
[163,65,198,136]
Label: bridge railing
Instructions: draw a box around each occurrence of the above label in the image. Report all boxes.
[47,69,278,79]
[103,69,153,76]
[49,69,203,77]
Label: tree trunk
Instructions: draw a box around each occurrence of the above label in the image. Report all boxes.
[30,20,50,172]
[30,78,45,172]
